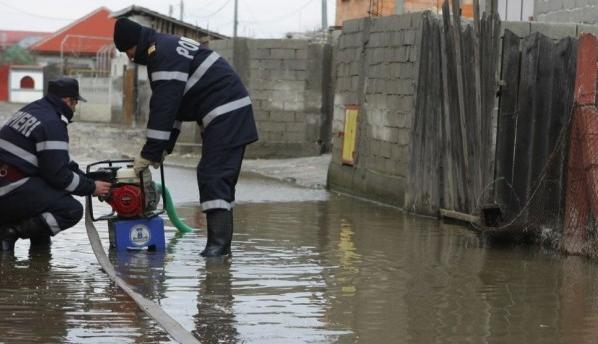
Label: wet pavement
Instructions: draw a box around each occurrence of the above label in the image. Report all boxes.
[2,165,598,343]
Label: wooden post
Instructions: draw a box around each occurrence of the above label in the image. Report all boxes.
[472,0,483,202]
[440,13,455,210]
[450,0,473,212]
[123,67,135,126]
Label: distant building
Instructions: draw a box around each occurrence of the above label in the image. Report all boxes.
[336,0,396,25]
[5,65,43,103]
[336,0,540,26]
[0,31,49,102]
[0,30,51,50]
[335,0,480,26]
[111,5,228,44]
[29,7,116,76]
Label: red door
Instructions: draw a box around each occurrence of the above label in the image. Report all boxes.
[0,65,9,101]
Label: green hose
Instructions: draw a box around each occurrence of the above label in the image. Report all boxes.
[153,182,195,233]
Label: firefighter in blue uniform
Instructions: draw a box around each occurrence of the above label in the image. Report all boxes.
[0,78,112,251]
[113,18,258,257]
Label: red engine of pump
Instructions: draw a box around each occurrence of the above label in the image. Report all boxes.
[107,184,143,218]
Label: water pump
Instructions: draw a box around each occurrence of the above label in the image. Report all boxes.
[91,167,161,218]
[86,160,166,251]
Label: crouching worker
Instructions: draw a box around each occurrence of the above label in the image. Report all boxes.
[0,77,111,251]
[113,18,258,257]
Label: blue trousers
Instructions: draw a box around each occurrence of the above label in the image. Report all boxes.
[0,177,83,235]
[197,145,245,212]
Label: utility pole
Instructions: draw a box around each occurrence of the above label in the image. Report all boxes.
[322,0,328,30]
[233,0,239,38]
[169,5,173,17]
[180,0,184,21]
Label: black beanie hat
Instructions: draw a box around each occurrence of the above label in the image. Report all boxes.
[114,18,143,52]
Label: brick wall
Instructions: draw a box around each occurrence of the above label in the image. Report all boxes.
[335,0,397,26]
[403,0,474,17]
[334,0,474,26]
[328,13,423,207]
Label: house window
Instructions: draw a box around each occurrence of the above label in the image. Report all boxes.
[20,76,34,89]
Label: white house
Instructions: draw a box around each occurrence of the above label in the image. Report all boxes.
[9,65,43,103]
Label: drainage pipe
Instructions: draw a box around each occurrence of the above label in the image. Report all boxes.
[154,182,195,233]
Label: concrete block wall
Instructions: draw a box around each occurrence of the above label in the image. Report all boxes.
[534,0,598,23]
[328,13,423,208]
[76,77,111,122]
[326,13,598,211]
[209,39,234,62]
[209,38,333,158]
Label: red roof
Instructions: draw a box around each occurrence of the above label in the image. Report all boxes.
[0,31,51,48]
[30,7,115,56]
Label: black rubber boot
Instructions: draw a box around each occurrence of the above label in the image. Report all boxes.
[200,210,233,257]
[0,238,16,252]
[29,232,52,249]
[0,224,18,252]
[2,216,51,241]
[224,210,233,255]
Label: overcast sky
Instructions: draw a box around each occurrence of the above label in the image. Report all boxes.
[0,0,336,38]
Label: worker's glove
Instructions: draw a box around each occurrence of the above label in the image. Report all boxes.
[133,155,160,175]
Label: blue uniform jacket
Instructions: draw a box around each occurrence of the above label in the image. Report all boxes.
[137,28,259,162]
[0,95,95,197]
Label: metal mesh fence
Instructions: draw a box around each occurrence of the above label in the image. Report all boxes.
[563,105,598,255]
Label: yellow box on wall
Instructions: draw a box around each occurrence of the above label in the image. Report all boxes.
[342,105,359,166]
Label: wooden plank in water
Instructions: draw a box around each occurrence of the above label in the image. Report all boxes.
[439,208,480,224]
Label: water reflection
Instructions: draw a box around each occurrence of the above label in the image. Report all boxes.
[109,250,168,301]
[193,258,238,343]
[5,172,598,343]
[0,249,68,341]
[336,220,361,296]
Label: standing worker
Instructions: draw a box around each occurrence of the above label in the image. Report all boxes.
[0,78,112,251]
[113,18,258,257]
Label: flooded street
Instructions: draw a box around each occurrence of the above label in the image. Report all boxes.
[2,166,598,343]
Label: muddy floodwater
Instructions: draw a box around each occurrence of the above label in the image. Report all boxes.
[2,166,598,343]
